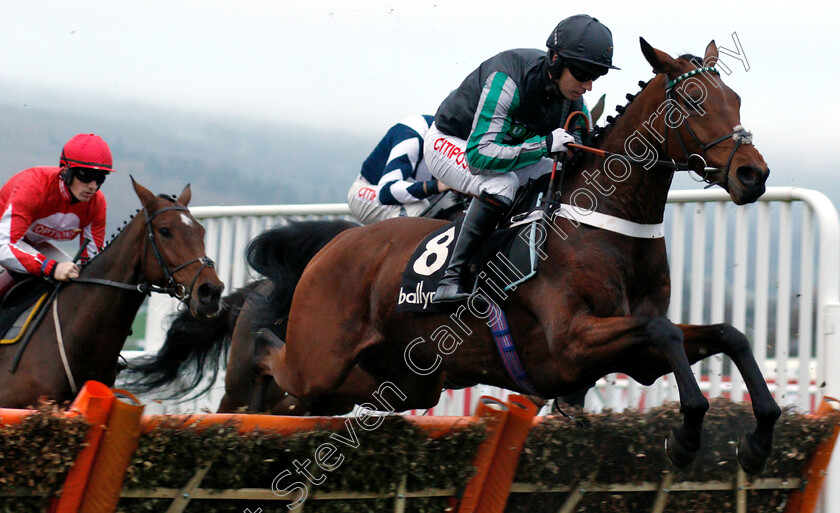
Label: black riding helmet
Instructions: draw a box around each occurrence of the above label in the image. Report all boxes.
[546,14,619,80]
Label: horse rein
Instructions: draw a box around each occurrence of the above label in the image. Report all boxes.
[563,66,753,187]
[73,203,215,305]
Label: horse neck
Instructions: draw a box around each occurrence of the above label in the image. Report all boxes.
[562,74,675,224]
[59,215,149,384]
[83,215,149,286]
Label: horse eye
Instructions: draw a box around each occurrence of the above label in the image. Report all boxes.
[158,227,173,238]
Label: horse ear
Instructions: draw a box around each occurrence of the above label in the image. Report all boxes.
[640,37,678,75]
[704,40,719,67]
[130,175,157,209]
[590,94,606,125]
[177,184,192,207]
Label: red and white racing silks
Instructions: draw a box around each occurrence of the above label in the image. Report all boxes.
[0,167,105,277]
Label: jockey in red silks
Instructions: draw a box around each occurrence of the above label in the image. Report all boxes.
[0,134,114,300]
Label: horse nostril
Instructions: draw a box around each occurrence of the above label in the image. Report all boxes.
[197,283,223,305]
[736,166,765,188]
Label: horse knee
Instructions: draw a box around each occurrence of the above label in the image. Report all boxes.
[717,324,752,355]
[646,317,682,347]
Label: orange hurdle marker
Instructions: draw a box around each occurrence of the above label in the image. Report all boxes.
[79,390,146,513]
[48,381,116,513]
[783,397,840,513]
[456,396,510,513]
[474,395,538,513]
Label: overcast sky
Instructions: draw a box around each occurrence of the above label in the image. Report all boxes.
[1,0,838,194]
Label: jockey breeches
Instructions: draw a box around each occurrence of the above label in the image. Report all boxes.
[347,175,430,225]
[423,123,555,202]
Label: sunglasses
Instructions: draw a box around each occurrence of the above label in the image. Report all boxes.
[568,64,604,83]
[73,168,108,186]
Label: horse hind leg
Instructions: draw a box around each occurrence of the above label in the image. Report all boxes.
[680,323,782,474]
[246,329,316,415]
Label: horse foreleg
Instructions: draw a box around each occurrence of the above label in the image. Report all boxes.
[248,375,272,413]
[556,316,709,467]
[679,324,781,474]
[644,317,710,468]
[566,316,709,468]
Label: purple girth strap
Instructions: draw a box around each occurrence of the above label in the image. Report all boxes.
[487,302,541,396]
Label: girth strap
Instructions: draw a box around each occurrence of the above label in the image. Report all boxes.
[487,301,541,396]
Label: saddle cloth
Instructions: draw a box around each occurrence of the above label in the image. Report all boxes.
[0,278,50,344]
[396,215,542,314]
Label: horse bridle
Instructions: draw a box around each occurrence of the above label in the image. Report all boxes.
[74,202,215,305]
[565,66,754,188]
[663,66,754,186]
[140,204,215,302]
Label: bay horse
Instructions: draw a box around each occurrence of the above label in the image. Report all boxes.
[0,178,224,408]
[253,39,780,473]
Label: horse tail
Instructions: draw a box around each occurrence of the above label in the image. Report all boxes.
[120,282,257,400]
[245,219,359,334]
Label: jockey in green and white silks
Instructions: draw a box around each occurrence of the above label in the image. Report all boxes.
[424,14,619,303]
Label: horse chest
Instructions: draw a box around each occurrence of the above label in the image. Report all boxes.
[563,251,670,317]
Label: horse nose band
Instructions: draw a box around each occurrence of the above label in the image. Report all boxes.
[169,256,217,302]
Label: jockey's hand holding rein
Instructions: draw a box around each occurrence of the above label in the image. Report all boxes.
[53,261,80,282]
[546,128,575,155]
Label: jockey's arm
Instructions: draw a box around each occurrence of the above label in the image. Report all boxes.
[376,139,440,206]
[0,195,58,278]
[465,71,549,175]
[80,199,107,259]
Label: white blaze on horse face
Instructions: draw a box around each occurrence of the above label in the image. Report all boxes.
[180,213,194,227]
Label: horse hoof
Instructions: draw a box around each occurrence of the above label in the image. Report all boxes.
[736,435,770,475]
[664,429,698,468]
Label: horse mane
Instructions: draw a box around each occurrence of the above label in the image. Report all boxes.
[246,219,360,332]
[589,78,653,147]
[589,53,701,148]
[84,192,182,269]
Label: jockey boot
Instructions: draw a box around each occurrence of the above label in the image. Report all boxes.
[433,192,510,303]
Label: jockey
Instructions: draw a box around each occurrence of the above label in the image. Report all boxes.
[348,114,450,225]
[0,134,113,300]
[425,14,619,302]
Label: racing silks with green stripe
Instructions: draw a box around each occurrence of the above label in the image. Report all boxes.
[433,48,585,175]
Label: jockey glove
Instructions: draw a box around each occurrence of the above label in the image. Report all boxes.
[545,128,575,155]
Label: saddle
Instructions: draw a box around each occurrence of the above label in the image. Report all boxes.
[397,176,552,313]
[419,190,469,221]
[0,277,51,345]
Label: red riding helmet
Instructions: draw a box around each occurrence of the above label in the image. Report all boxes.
[59,134,115,172]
